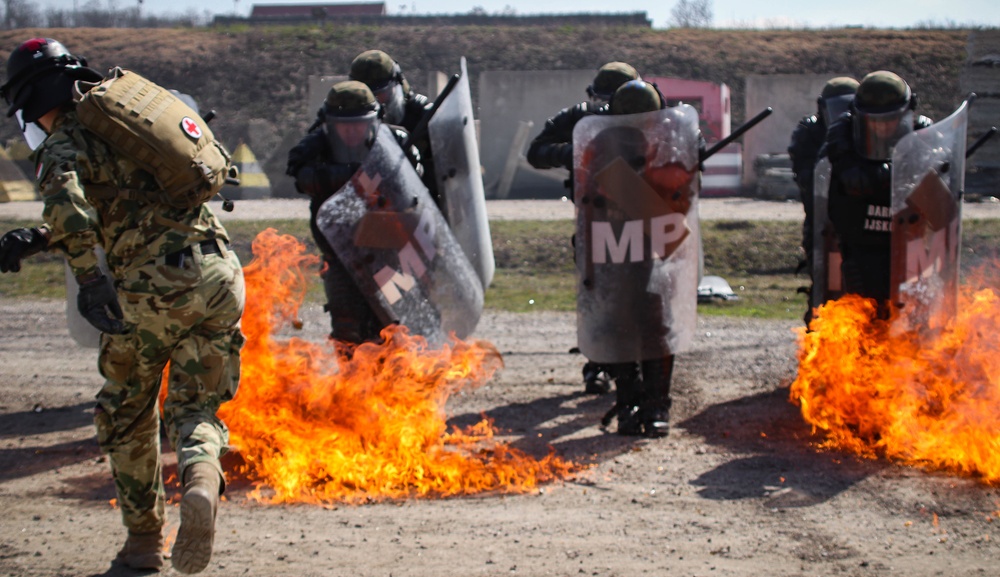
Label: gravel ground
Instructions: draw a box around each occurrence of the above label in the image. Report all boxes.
[1,196,999,576]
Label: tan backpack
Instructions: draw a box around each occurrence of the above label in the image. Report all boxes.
[74,67,236,209]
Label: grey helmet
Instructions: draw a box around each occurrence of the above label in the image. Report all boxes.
[349,50,406,125]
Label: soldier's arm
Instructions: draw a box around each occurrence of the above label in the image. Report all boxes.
[393,127,424,178]
[36,133,101,278]
[527,104,588,170]
[788,117,822,194]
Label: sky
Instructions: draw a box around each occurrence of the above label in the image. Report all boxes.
[29,0,1000,29]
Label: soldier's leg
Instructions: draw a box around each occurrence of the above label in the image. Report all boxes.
[639,355,674,438]
[322,254,383,348]
[157,246,245,574]
[94,323,172,568]
[602,362,643,435]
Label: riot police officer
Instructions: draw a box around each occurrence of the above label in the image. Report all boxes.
[788,76,858,323]
[527,61,641,395]
[286,80,422,350]
[348,49,439,204]
[577,80,679,437]
[824,70,932,309]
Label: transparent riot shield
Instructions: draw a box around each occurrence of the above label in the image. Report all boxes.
[427,57,495,289]
[889,102,968,326]
[572,104,700,363]
[65,247,110,348]
[810,157,843,311]
[316,125,484,346]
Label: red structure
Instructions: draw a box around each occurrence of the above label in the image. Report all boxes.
[646,76,741,197]
[250,2,386,18]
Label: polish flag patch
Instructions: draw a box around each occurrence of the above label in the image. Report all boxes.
[180,117,203,140]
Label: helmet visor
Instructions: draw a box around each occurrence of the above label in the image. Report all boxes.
[821,94,853,125]
[15,109,47,151]
[372,82,404,125]
[325,112,379,165]
[853,108,913,161]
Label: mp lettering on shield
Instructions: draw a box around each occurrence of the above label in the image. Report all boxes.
[591,157,691,264]
[369,208,438,305]
[180,117,203,140]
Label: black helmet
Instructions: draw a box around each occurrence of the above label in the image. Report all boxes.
[609,80,662,115]
[349,49,408,124]
[851,70,916,160]
[587,62,639,103]
[1,38,102,123]
[323,80,380,164]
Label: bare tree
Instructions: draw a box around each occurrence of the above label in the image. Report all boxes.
[3,0,42,29]
[669,0,713,28]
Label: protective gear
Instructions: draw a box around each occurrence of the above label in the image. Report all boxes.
[586,61,639,103]
[817,76,859,125]
[172,461,221,574]
[316,125,483,346]
[582,362,612,395]
[323,80,380,165]
[0,227,48,273]
[851,71,915,161]
[15,110,47,150]
[349,49,407,125]
[637,356,673,437]
[0,37,102,123]
[114,531,164,570]
[609,79,662,115]
[76,272,126,334]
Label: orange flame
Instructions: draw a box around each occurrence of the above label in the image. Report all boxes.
[219,229,574,504]
[791,276,1000,483]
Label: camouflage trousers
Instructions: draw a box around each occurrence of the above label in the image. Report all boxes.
[93,240,245,534]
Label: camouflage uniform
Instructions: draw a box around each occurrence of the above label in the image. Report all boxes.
[36,109,245,534]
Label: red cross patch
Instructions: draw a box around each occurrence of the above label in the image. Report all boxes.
[180,117,203,140]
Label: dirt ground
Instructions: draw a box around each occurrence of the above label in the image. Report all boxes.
[1,294,999,577]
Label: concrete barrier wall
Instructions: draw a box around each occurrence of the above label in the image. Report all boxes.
[479,69,594,199]
[743,74,841,193]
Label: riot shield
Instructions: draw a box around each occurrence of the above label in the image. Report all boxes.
[427,57,495,289]
[572,105,700,363]
[65,247,110,348]
[810,157,844,311]
[316,125,484,346]
[889,102,968,325]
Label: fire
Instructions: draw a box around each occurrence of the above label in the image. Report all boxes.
[219,229,574,504]
[791,279,1000,483]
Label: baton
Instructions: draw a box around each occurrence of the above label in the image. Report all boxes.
[700,107,773,163]
[967,127,997,159]
[402,73,461,151]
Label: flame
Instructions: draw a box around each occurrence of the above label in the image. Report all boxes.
[791,275,1000,483]
[219,229,574,504]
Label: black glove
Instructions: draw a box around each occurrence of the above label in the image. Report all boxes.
[0,227,48,273]
[76,273,126,334]
[556,144,573,170]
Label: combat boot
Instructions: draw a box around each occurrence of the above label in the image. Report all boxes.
[603,363,645,436]
[171,462,222,574]
[638,356,674,438]
[114,530,164,571]
[582,362,611,395]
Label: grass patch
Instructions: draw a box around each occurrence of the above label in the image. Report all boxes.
[3,216,997,320]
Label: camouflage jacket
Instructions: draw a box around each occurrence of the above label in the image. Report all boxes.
[32,108,229,279]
